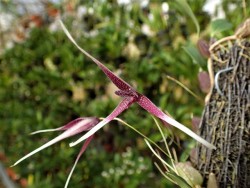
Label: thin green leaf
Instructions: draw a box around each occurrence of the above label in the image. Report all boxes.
[154,162,177,185]
[174,0,200,35]
[183,42,207,68]
[164,75,203,103]
[210,19,233,37]
[152,116,176,172]
[113,118,172,159]
[166,172,192,188]
[145,139,175,171]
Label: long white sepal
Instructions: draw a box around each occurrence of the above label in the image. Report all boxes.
[162,114,216,150]
[11,133,65,167]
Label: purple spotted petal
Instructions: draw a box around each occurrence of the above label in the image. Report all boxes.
[12,118,97,167]
[59,20,132,91]
[60,117,99,131]
[137,95,216,149]
[65,135,94,188]
[70,97,135,147]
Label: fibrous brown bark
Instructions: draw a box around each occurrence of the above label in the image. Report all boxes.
[195,37,250,188]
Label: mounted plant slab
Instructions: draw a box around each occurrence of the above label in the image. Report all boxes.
[195,19,250,187]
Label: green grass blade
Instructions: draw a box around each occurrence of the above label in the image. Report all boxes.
[114,118,172,159]
[145,139,175,171]
[152,116,177,172]
[174,0,200,35]
[166,172,192,188]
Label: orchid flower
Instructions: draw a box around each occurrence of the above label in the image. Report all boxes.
[12,117,99,188]
[59,20,216,150]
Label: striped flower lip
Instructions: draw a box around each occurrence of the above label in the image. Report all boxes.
[12,117,100,188]
[59,20,216,150]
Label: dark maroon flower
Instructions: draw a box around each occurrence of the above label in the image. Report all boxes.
[60,21,215,150]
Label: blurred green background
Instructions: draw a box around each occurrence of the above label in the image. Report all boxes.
[0,0,248,187]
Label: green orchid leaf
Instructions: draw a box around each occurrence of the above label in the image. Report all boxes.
[174,0,200,35]
[166,172,192,188]
[210,19,233,37]
[183,42,207,69]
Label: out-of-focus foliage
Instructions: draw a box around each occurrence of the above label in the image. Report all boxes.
[210,19,233,37]
[0,0,248,187]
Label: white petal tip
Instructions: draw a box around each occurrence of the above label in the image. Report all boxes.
[210,145,216,150]
[201,141,216,150]
[30,128,61,135]
[30,132,39,135]
[69,142,75,147]
[11,158,26,167]
[11,160,21,167]
[163,116,216,150]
